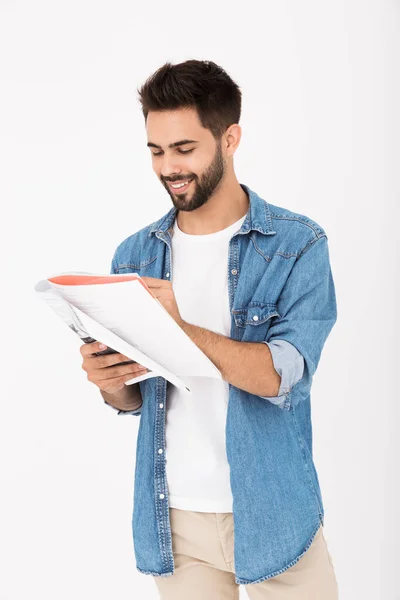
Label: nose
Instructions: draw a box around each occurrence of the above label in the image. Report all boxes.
[159,154,184,180]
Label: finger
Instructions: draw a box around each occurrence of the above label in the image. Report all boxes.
[94,363,148,382]
[102,372,145,393]
[141,277,170,289]
[80,341,105,357]
[153,292,173,301]
[87,352,136,369]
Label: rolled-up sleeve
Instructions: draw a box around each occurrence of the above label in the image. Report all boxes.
[259,340,304,409]
[260,234,337,411]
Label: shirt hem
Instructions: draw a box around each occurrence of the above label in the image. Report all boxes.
[136,566,174,577]
[135,521,324,584]
[235,521,323,585]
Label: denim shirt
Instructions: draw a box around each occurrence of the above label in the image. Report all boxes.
[108,184,337,585]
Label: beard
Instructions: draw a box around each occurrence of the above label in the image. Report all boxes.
[161,142,225,212]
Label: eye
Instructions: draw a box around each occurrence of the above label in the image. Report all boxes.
[151,148,194,157]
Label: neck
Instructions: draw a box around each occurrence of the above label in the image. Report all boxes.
[176,175,249,235]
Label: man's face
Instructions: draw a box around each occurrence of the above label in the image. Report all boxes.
[146,108,226,212]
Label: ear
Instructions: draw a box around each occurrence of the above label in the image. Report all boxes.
[223,124,242,157]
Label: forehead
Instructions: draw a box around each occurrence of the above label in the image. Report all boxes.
[146,108,212,145]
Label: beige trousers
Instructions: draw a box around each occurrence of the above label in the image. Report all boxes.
[153,508,339,600]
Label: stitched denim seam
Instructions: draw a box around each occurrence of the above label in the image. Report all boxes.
[116,255,157,270]
[249,234,273,262]
[234,522,322,585]
[270,214,325,237]
[298,233,327,259]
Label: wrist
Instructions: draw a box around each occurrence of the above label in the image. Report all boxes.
[101,383,142,411]
[179,319,191,334]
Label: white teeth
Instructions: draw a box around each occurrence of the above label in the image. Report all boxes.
[171,180,190,189]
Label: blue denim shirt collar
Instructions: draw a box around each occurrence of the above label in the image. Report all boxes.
[148,183,277,237]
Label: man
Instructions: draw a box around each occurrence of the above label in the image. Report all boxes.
[80,60,338,599]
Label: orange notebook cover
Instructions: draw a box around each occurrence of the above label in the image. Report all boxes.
[48,274,154,297]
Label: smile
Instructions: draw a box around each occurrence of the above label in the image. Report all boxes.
[167,179,193,193]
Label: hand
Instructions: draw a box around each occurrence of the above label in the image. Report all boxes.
[80,341,148,394]
[141,277,186,328]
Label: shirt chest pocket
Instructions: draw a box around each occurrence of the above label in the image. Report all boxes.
[115,256,158,276]
[232,302,280,342]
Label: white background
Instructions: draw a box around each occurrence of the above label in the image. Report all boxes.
[0,1,398,599]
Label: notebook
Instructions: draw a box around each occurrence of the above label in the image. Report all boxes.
[35,272,223,394]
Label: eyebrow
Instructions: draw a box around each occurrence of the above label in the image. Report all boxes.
[147,139,199,150]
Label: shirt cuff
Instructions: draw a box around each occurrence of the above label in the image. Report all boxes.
[117,408,142,416]
[103,399,142,416]
[260,340,305,410]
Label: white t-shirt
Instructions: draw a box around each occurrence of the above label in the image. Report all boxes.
[165,213,247,513]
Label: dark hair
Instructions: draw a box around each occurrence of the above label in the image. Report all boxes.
[137,59,242,139]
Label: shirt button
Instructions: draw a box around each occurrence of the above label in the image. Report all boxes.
[165,273,170,278]
[159,493,165,499]
[159,403,164,408]
[231,269,238,275]
[253,315,259,321]
[158,448,163,454]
